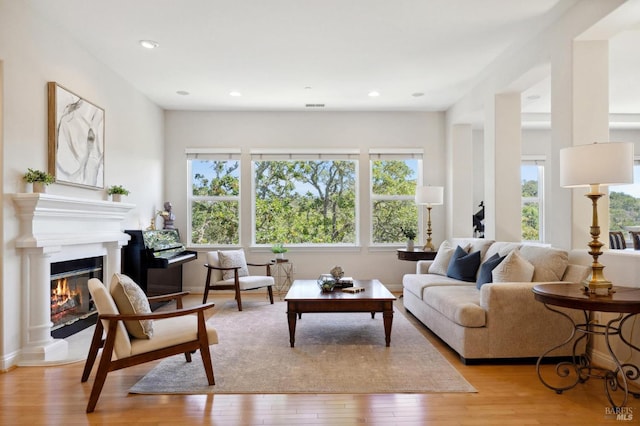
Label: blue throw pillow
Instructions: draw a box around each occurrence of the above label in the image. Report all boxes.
[476,253,506,289]
[446,245,482,282]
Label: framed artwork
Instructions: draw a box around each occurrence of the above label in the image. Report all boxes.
[47,82,105,189]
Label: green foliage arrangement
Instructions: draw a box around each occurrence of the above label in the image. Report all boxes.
[271,243,288,254]
[610,191,640,231]
[107,185,130,195]
[23,168,54,184]
[401,227,417,240]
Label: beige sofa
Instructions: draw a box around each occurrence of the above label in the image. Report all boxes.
[402,238,589,363]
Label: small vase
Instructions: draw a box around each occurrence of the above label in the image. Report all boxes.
[407,239,415,251]
[276,253,284,260]
[112,194,122,202]
[33,182,47,193]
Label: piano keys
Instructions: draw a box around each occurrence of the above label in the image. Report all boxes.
[122,229,197,296]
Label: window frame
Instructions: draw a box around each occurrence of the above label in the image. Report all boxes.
[521,156,545,243]
[250,149,360,248]
[369,149,423,247]
[186,148,242,248]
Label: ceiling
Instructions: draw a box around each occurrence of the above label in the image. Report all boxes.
[25,0,640,114]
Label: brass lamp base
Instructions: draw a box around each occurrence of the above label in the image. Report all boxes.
[582,189,614,297]
[422,239,435,252]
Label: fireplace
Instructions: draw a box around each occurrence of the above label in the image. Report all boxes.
[50,256,103,338]
[12,193,134,366]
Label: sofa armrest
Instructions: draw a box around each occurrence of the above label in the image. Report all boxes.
[416,260,434,274]
[479,281,583,356]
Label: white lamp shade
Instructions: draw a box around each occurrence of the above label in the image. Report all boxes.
[560,142,634,187]
[415,186,444,205]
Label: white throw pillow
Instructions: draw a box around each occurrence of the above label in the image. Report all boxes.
[110,273,153,339]
[218,249,250,281]
[492,249,535,283]
[430,241,470,276]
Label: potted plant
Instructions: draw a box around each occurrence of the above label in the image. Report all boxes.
[23,168,55,193]
[107,185,130,202]
[401,227,417,251]
[271,243,288,260]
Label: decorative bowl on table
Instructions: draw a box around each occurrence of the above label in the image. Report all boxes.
[317,274,337,292]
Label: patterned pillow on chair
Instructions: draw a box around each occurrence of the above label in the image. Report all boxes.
[218,249,250,281]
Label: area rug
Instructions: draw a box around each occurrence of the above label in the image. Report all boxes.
[129,300,476,394]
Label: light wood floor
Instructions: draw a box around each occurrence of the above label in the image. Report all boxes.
[1,292,637,425]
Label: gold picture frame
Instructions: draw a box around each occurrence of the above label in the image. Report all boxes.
[47,82,105,189]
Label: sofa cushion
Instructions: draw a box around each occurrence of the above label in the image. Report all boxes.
[518,245,568,282]
[430,241,465,276]
[483,242,521,262]
[447,245,481,282]
[450,238,495,261]
[423,286,486,327]
[492,249,534,283]
[476,253,506,288]
[403,273,474,300]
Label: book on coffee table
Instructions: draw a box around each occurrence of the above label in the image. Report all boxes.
[342,286,365,293]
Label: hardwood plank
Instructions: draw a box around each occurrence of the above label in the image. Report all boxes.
[0,293,636,425]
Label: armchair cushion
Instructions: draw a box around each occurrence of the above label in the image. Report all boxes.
[218,249,249,280]
[110,273,153,339]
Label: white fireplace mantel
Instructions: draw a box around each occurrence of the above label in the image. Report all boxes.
[12,193,135,365]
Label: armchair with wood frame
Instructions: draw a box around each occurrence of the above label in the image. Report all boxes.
[82,275,218,413]
[202,249,274,311]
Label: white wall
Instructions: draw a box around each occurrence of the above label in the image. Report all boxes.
[163,111,446,294]
[0,1,164,369]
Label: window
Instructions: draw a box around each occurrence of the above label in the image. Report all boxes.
[252,150,358,246]
[521,159,544,242]
[369,150,422,245]
[187,150,241,246]
[609,159,640,233]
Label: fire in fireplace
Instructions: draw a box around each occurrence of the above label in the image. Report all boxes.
[50,256,103,338]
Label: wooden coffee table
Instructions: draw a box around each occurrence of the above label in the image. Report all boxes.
[284,279,396,347]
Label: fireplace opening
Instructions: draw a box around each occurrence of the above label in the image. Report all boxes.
[50,256,103,339]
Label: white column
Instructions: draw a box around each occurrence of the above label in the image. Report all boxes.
[484,93,523,241]
[570,40,610,249]
[19,248,68,364]
[449,124,473,237]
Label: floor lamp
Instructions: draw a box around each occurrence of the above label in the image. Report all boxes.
[415,186,444,252]
[560,142,634,296]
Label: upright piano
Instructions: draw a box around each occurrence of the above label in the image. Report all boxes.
[122,229,197,296]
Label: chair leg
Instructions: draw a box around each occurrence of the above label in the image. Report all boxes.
[81,319,104,382]
[202,268,212,304]
[234,274,243,311]
[197,311,215,386]
[267,285,274,304]
[184,351,192,362]
[86,321,118,413]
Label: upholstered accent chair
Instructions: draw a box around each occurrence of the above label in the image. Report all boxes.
[609,231,627,250]
[630,231,640,250]
[203,249,275,311]
[82,276,217,413]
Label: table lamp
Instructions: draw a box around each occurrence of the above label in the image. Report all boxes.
[560,142,634,296]
[415,186,444,251]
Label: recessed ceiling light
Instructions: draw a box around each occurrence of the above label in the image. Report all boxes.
[526,94,541,101]
[176,90,189,96]
[304,86,313,90]
[368,91,380,97]
[229,91,242,97]
[412,92,425,97]
[139,40,159,49]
